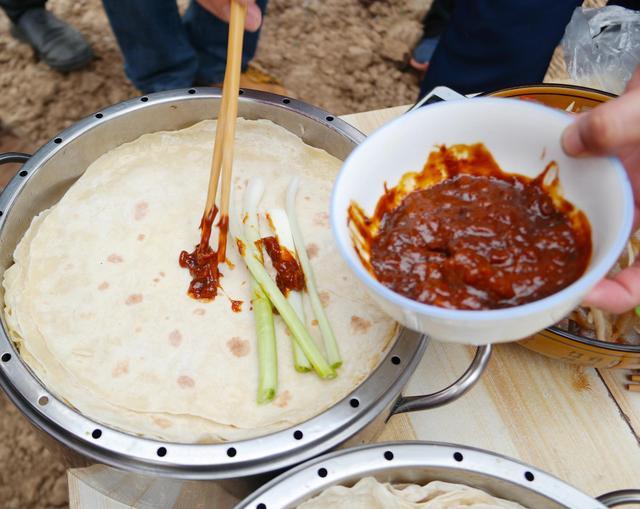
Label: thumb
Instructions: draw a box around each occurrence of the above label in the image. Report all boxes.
[244,3,262,32]
[562,86,640,157]
[583,263,640,314]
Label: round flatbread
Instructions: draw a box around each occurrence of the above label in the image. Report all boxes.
[3,119,396,442]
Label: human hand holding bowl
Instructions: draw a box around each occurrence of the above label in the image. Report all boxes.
[563,66,640,314]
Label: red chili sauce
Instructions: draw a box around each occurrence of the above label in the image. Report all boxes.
[349,144,592,310]
[262,236,306,296]
[179,208,242,312]
[231,299,243,313]
[179,206,221,300]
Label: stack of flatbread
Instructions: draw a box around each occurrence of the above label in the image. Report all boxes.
[3,119,396,443]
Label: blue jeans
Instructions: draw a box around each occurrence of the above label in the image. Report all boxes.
[102,0,267,93]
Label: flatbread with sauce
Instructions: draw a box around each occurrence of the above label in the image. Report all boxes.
[3,119,396,442]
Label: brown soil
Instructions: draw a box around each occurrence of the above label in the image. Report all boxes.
[0,393,68,509]
[0,128,35,187]
[0,1,427,507]
[0,0,426,148]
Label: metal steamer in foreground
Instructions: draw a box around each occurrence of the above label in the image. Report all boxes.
[238,442,640,508]
[0,89,490,482]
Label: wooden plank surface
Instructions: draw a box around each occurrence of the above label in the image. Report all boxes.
[69,105,640,508]
[404,342,640,497]
[599,367,640,437]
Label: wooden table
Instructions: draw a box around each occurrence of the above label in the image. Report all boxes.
[69,106,640,508]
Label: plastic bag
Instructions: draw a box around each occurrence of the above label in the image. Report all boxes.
[562,6,640,94]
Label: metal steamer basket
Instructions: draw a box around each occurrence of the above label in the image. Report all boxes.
[238,442,640,508]
[0,89,491,483]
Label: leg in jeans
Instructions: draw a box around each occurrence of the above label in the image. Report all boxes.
[102,0,198,93]
[184,0,268,85]
[420,0,581,96]
[0,0,45,23]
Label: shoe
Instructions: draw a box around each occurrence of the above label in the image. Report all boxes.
[211,66,291,96]
[11,8,93,72]
[240,66,290,96]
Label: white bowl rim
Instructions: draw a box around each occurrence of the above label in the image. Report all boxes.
[331,97,634,322]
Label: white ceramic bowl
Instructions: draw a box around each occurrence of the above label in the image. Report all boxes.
[331,98,634,345]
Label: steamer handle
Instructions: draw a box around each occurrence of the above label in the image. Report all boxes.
[391,344,492,415]
[598,489,640,506]
[0,152,31,165]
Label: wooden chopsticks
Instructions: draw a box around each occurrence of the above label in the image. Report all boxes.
[202,0,247,264]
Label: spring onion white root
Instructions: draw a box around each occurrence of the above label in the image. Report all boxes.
[286,177,342,368]
[268,208,312,372]
[242,179,278,403]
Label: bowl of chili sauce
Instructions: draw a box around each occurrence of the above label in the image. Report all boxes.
[331,98,633,345]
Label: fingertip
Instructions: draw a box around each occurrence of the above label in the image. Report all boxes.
[582,280,605,306]
[245,5,262,32]
[561,123,586,157]
[582,278,638,314]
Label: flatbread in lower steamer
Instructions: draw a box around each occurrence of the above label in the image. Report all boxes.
[3,119,396,443]
[297,477,527,509]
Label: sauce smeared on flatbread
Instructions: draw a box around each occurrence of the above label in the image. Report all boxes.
[262,236,306,295]
[179,205,221,300]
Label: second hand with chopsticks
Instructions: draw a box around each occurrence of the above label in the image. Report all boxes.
[179,0,247,300]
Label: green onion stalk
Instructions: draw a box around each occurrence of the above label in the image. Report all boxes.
[239,246,336,379]
[286,177,342,369]
[242,179,278,403]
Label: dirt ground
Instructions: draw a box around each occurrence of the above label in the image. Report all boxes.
[0,392,68,509]
[0,1,427,507]
[0,0,427,148]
